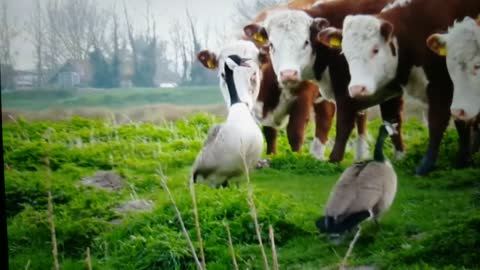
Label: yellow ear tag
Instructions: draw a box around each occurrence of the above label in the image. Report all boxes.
[253,33,266,45]
[329,37,341,49]
[207,59,217,69]
[438,46,447,56]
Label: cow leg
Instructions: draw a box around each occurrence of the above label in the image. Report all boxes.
[416,83,452,176]
[286,96,310,152]
[311,100,336,160]
[454,120,471,168]
[330,99,356,163]
[472,120,480,154]
[263,126,278,155]
[379,96,405,159]
[354,111,369,160]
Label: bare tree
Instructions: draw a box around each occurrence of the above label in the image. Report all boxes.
[0,0,19,66]
[26,0,45,87]
[44,0,109,61]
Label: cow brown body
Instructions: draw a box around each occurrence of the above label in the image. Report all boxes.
[365,0,480,174]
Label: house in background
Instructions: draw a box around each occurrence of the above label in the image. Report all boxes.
[48,60,93,89]
[14,70,38,90]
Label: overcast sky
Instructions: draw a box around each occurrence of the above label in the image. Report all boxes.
[7,0,240,69]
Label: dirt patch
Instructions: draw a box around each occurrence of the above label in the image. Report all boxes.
[81,171,124,191]
[113,199,154,215]
[2,103,227,124]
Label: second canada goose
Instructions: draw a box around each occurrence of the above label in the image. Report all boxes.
[191,55,264,188]
[316,121,398,236]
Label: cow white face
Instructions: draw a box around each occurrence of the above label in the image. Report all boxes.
[427,17,480,121]
[197,40,262,110]
[245,11,322,88]
[341,15,399,97]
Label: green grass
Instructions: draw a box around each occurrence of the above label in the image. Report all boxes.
[4,114,480,269]
[1,86,223,111]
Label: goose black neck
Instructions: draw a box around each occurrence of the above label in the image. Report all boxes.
[224,63,241,106]
[374,125,389,162]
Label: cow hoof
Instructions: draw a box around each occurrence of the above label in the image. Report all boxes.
[455,156,470,169]
[415,164,433,176]
[310,138,326,160]
[355,136,370,161]
[256,159,271,169]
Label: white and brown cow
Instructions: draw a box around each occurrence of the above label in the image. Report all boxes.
[321,0,480,174]
[243,0,405,163]
[427,16,480,122]
[198,39,336,160]
[427,16,480,157]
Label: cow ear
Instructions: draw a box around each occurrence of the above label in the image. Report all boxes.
[476,15,480,26]
[426,34,447,56]
[197,50,218,69]
[244,24,269,46]
[311,18,330,32]
[317,27,343,49]
[380,20,394,42]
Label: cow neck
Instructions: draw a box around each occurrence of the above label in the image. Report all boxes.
[224,63,241,106]
[378,0,480,66]
[257,62,281,117]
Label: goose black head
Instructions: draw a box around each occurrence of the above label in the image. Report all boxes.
[374,121,398,162]
[224,54,252,106]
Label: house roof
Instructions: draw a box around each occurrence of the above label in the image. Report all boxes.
[47,59,93,83]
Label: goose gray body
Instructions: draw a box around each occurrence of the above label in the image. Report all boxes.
[317,122,398,235]
[325,160,397,221]
[192,104,263,187]
[192,55,264,188]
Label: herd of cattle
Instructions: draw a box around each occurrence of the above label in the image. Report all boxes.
[190,0,479,237]
[194,0,480,181]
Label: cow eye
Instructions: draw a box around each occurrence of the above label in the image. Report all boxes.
[303,40,309,48]
[474,63,480,71]
[372,46,379,55]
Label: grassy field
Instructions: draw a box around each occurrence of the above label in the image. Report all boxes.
[4,113,480,269]
[1,87,223,111]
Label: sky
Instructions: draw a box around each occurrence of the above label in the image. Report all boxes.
[6,0,240,70]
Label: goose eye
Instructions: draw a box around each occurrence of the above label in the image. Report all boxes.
[269,43,275,53]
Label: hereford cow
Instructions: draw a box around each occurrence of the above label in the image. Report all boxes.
[243,0,406,164]
[320,0,480,175]
[426,16,480,159]
[198,40,336,160]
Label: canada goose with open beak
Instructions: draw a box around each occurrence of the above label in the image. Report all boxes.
[191,55,264,188]
[316,121,398,237]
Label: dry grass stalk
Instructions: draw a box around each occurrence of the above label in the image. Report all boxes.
[24,259,31,270]
[240,143,270,270]
[47,191,59,270]
[268,225,279,270]
[45,155,60,270]
[189,176,206,269]
[157,169,203,270]
[339,227,362,270]
[86,247,93,270]
[223,221,239,270]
